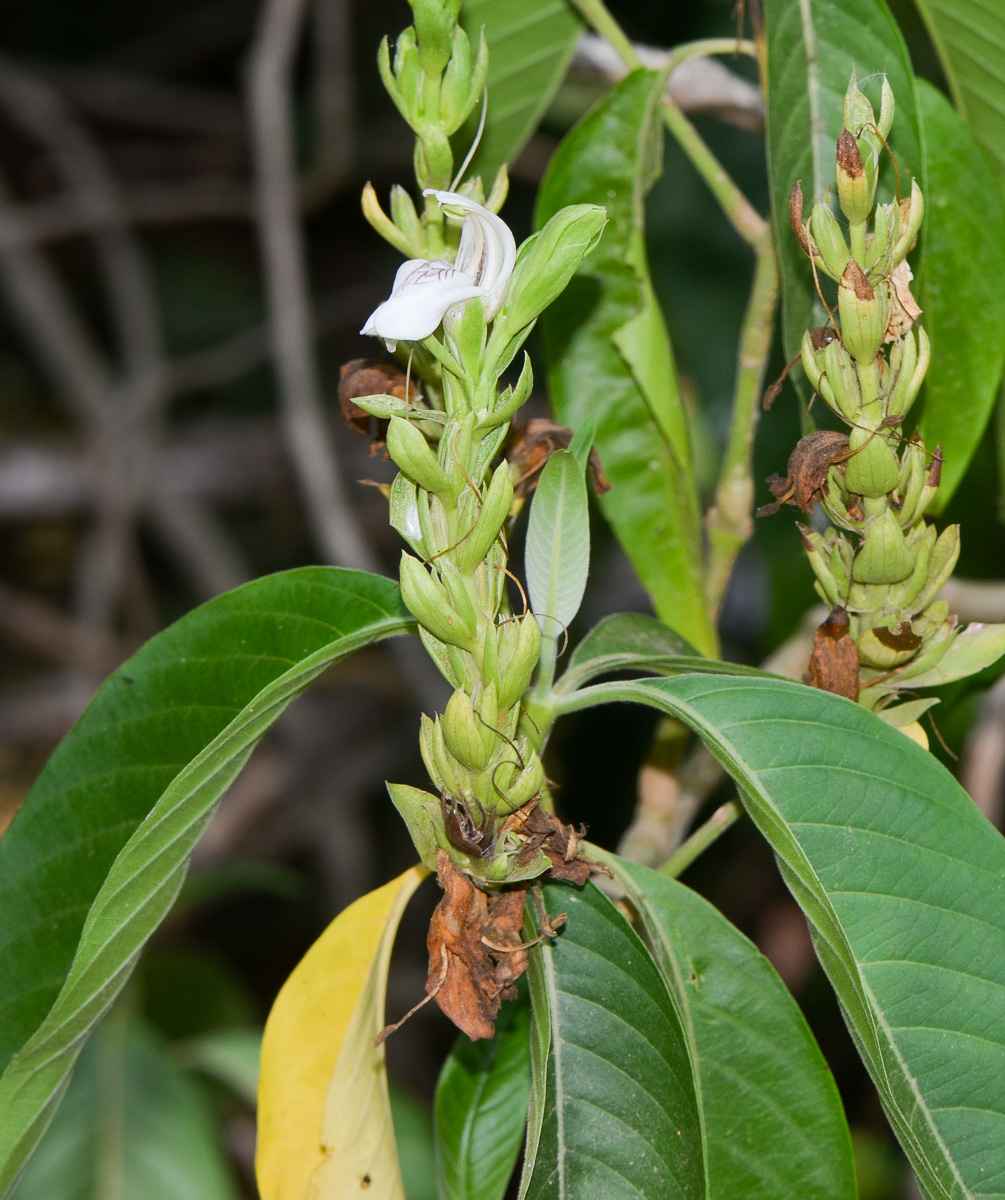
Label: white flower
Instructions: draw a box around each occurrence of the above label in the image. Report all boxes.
[361,190,516,351]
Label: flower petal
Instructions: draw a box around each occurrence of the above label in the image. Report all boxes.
[424,189,516,318]
[361,261,482,344]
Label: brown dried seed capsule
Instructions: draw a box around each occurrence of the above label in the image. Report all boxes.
[805,607,860,701]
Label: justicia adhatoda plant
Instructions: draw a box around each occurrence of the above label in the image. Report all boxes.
[349,0,607,1041]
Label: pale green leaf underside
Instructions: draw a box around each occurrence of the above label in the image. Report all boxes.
[525,448,589,634]
[558,674,1005,1200]
[0,568,413,1196]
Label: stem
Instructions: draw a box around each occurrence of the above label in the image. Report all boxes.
[571,0,766,248]
[658,798,743,877]
[705,235,779,614]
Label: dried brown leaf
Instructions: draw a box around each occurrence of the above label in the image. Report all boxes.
[758,430,849,516]
[805,607,860,700]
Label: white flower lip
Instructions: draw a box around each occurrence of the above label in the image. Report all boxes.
[361,190,516,351]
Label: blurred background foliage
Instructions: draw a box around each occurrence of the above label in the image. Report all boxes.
[0,0,1000,1196]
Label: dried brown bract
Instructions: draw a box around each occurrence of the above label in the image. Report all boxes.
[508,418,611,499]
[338,358,418,453]
[885,260,922,341]
[805,607,860,700]
[758,430,850,516]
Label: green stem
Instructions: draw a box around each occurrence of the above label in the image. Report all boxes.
[658,798,743,877]
[705,235,780,615]
[570,0,765,248]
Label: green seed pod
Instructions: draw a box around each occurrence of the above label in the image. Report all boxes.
[865,203,897,273]
[387,416,454,497]
[481,352,533,429]
[892,325,930,421]
[844,427,900,497]
[884,328,919,419]
[442,688,494,769]
[400,553,476,650]
[894,620,958,683]
[438,560,479,639]
[798,524,842,607]
[457,460,513,572]
[843,71,875,138]
[895,439,927,528]
[808,201,850,280]
[501,751,546,809]
[377,37,411,124]
[417,625,463,688]
[857,621,921,669]
[894,523,936,608]
[893,179,924,262]
[909,524,960,612]
[838,262,888,363]
[820,337,862,421]
[497,612,542,708]
[420,713,465,797]
[836,130,872,225]
[853,508,914,583]
[447,300,485,380]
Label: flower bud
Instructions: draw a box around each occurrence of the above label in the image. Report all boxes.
[893,179,924,262]
[387,415,454,497]
[878,77,895,140]
[411,0,454,75]
[838,261,888,362]
[853,508,914,583]
[389,185,424,256]
[808,201,850,280]
[497,612,542,708]
[844,427,900,497]
[362,182,417,258]
[894,523,935,607]
[415,127,455,191]
[798,525,842,607]
[836,130,872,224]
[498,204,607,335]
[820,336,862,420]
[400,553,477,650]
[442,688,494,769]
[481,352,533,428]
[458,460,514,572]
[909,524,960,612]
[378,37,412,123]
[843,72,875,138]
[438,559,479,639]
[441,26,488,132]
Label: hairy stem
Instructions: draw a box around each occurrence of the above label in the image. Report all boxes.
[658,798,743,877]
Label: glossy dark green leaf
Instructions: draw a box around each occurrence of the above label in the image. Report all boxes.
[914,0,1005,181]
[518,881,704,1200]
[434,997,530,1200]
[558,613,768,693]
[11,1011,236,1200]
[604,857,856,1200]
[0,568,412,1195]
[537,70,714,656]
[557,674,1005,1200]
[916,79,1005,509]
[459,0,583,184]
[763,0,921,364]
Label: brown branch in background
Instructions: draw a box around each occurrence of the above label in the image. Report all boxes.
[303,0,356,205]
[245,0,376,574]
[571,32,764,132]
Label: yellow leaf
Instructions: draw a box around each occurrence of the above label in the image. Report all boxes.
[256,865,427,1200]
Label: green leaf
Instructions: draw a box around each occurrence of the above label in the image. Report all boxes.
[525,448,589,636]
[764,0,921,364]
[537,69,714,656]
[0,568,413,1194]
[11,1010,237,1200]
[458,0,583,184]
[434,997,530,1200]
[176,1027,262,1107]
[519,881,705,1200]
[602,856,857,1200]
[557,674,1005,1200]
[390,1083,437,1200]
[901,620,1005,689]
[913,0,1005,181]
[558,613,770,693]
[916,79,1005,509]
